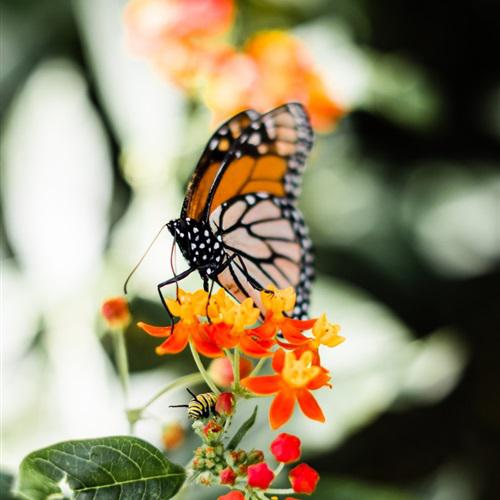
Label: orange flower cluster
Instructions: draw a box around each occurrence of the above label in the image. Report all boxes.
[124,0,345,130]
[139,285,344,429]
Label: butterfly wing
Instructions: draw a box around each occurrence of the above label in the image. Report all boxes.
[181,109,260,221]
[210,193,314,318]
[201,102,314,221]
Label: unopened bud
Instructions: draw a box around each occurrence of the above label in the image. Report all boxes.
[101,297,131,329]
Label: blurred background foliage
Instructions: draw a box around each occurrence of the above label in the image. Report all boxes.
[1,0,499,498]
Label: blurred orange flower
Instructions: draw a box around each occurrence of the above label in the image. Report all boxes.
[206,31,345,131]
[241,349,331,429]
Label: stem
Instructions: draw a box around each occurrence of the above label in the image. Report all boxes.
[112,329,129,399]
[273,462,285,477]
[265,488,295,495]
[233,348,240,385]
[140,372,205,411]
[249,357,267,377]
[189,341,220,394]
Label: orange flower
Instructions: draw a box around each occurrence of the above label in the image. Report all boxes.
[207,30,345,131]
[241,349,331,429]
[278,313,344,364]
[124,0,234,56]
[206,289,275,358]
[138,289,223,357]
[101,297,131,329]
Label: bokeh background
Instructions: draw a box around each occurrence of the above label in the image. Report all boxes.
[1,0,500,498]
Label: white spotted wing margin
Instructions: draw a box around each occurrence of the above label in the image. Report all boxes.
[210,193,314,319]
[17,436,186,499]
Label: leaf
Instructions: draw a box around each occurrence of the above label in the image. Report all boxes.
[0,470,15,499]
[227,406,258,450]
[17,436,185,500]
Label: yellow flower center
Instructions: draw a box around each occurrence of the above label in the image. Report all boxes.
[312,313,344,348]
[208,290,259,332]
[281,350,320,389]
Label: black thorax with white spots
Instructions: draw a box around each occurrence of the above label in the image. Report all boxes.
[166,218,226,279]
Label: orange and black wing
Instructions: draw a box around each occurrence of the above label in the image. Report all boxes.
[202,102,313,221]
[181,109,260,221]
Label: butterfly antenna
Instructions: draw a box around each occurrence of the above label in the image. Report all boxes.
[123,223,168,294]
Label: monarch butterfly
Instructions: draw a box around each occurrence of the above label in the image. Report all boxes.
[157,102,315,319]
[170,389,218,420]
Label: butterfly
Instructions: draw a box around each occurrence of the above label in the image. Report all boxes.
[162,102,314,319]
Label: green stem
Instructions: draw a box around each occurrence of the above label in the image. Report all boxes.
[265,488,295,494]
[249,357,267,377]
[189,341,220,394]
[273,462,285,477]
[233,348,240,385]
[112,329,129,399]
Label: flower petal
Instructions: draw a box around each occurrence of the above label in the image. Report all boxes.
[240,334,274,358]
[296,389,325,423]
[272,348,286,373]
[269,389,296,429]
[156,324,190,354]
[137,321,172,338]
[241,375,281,395]
[191,325,224,358]
[307,368,331,390]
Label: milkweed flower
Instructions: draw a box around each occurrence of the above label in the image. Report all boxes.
[270,433,301,463]
[101,297,131,329]
[279,312,344,364]
[241,349,331,429]
[138,289,223,357]
[288,463,320,494]
[209,356,253,387]
[247,462,275,489]
[161,421,185,450]
[217,491,244,500]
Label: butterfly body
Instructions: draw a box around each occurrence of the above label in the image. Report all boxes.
[165,103,315,318]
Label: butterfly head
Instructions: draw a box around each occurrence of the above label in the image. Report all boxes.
[167,218,225,273]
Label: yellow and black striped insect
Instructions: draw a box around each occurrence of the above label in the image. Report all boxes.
[170,388,218,420]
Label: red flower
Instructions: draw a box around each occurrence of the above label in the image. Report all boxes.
[215,392,235,416]
[289,463,320,494]
[101,297,131,329]
[219,467,237,486]
[217,491,245,500]
[270,433,301,463]
[241,349,331,429]
[247,462,274,489]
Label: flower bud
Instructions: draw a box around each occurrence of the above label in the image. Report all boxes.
[270,433,301,463]
[161,421,185,450]
[219,466,237,485]
[246,449,265,465]
[217,491,245,500]
[247,462,274,489]
[209,356,253,387]
[289,463,320,494]
[101,297,131,329]
[215,392,235,416]
[203,421,223,442]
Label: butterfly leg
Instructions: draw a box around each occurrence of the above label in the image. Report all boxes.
[233,255,275,296]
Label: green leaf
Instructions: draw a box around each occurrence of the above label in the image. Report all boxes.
[17,436,185,500]
[0,470,15,499]
[227,406,258,450]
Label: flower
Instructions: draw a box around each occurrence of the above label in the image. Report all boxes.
[202,420,223,441]
[261,285,295,320]
[138,289,222,356]
[101,297,131,329]
[241,349,331,429]
[217,491,244,500]
[124,0,234,55]
[289,463,320,494]
[270,433,301,463]
[215,392,235,416]
[278,313,344,364]
[209,356,253,387]
[219,467,237,486]
[247,462,275,489]
[161,421,185,450]
[206,289,275,357]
